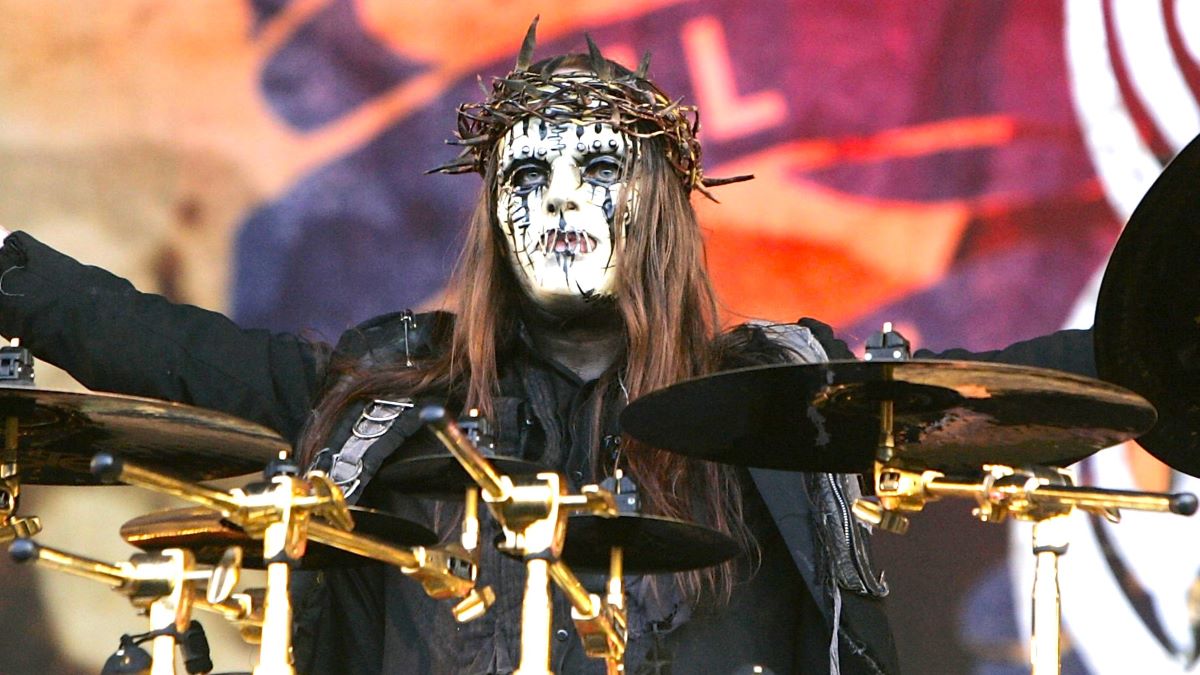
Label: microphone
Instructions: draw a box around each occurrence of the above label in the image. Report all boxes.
[100,635,151,675]
[178,620,213,674]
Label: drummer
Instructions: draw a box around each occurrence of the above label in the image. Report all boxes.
[0,25,1094,675]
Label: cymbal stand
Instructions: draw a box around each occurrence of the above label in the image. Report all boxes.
[88,451,491,674]
[1029,512,1068,674]
[0,343,42,542]
[423,407,625,675]
[9,539,242,675]
[854,455,1197,675]
[554,547,627,674]
[195,586,267,645]
[0,414,41,542]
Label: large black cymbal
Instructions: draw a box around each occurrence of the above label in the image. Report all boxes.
[374,453,545,499]
[561,514,741,575]
[0,386,290,485]
[620,360,1156,473]
[1095,133,1200,477]
[120,505,439,569]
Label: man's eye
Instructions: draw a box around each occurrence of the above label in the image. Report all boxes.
[584,157,623,185]
[510,165,546,192]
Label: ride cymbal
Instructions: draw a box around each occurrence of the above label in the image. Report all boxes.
[561,514,741,575]
[374,453,545,499]
[620,360,1155,473]
[0,386,290,485]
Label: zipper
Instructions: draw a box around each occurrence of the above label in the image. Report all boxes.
[827,472,870,588]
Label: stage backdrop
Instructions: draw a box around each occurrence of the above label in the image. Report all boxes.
[0,1,1197,672]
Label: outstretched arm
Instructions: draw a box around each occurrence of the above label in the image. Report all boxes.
[0,231,328,442]
[796,317,1096,377]
[913,329,1095,378]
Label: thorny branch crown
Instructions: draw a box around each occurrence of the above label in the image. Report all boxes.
[429,18,751,200]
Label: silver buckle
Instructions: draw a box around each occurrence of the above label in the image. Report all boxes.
[353,398,414,438]
[328,455,364,497]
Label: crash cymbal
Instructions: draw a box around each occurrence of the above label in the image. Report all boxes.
[1095,132,1200,477]
[374,453,545,498]
[620,360,1156,473]
[120,505,438,568]
[0,386,290,485]
[561,514,740,575]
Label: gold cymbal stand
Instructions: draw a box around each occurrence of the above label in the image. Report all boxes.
[9,540,246,675]
[195,586,268,645]
[853,431,1197,675]
[0,414,41,542]
[850,329,1196,675]
[554,546,628,674]
[423,407,626,675]
[88,451,491,674]
[0,342,42,542]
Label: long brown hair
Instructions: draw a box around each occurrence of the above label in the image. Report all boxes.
[299,59,750,604]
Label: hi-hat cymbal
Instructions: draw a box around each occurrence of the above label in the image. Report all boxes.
[620,360,1156,473]
[374,453,545,499]
[120,505,439,568]
[561,514,740,575]
[0,386,290,485]
[1095,132,1200,477]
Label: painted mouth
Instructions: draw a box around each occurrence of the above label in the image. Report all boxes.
[539,230,600,255]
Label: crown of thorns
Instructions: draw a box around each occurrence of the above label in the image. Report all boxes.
[428,18,752,200]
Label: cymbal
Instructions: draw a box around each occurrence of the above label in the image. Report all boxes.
[561,514,740,575]
[620,360,1156,473]
[0,386,290,485]
[120,505,439,568]
[374,453,545,498]
[1095,132,1200,477]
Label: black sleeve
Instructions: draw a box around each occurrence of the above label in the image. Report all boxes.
[0,232,328,442]
[797,316,1096,378]
[914,329,1096,378]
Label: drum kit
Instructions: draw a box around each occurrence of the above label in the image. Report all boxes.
[4,142,1200,675]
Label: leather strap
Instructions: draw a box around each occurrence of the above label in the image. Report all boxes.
[315,398,413,501]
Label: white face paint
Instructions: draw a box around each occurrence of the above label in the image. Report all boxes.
[495,117,633,310]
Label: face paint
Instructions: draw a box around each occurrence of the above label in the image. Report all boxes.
[495,117,633,309]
